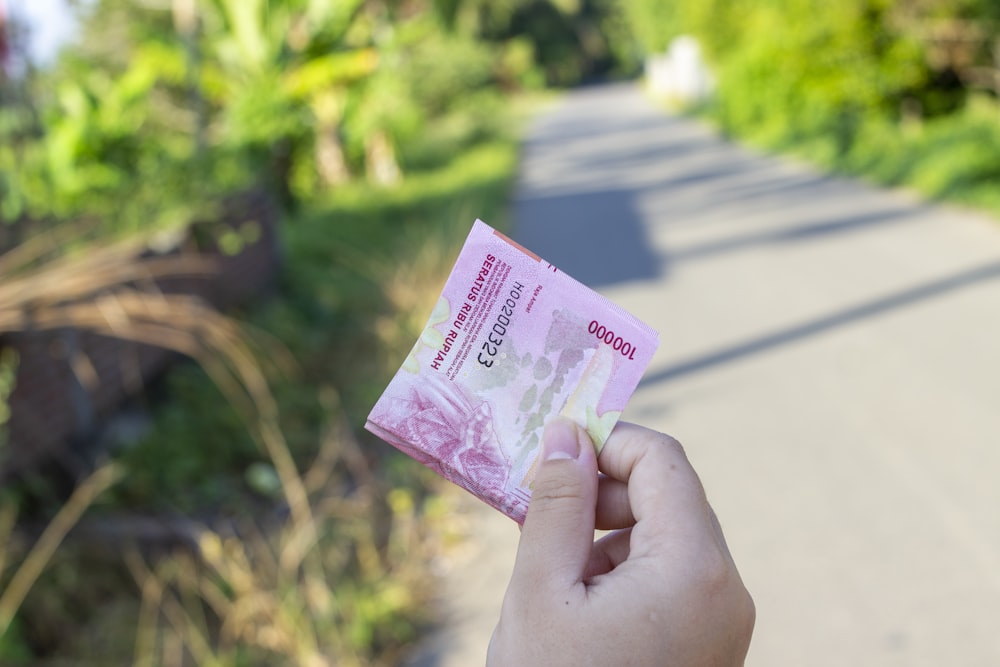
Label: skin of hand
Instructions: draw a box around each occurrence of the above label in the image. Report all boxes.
[487,418,755,667]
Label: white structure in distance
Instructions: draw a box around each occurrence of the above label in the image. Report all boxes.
[644,35,714,108]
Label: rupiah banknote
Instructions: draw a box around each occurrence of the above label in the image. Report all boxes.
[365,220,659,522]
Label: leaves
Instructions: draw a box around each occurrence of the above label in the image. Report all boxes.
[282,49,378,100]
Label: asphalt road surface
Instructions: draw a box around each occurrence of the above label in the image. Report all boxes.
[405,82,1000,667]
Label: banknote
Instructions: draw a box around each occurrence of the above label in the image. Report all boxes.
[365,220,659,522]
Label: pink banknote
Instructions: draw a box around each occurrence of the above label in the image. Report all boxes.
[365,220,659,522]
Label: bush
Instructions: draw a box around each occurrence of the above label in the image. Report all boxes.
[619,0,1000,216]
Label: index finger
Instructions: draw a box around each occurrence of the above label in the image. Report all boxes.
[597,422,711,530]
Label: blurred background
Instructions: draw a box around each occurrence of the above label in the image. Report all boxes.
[0,0,998,665]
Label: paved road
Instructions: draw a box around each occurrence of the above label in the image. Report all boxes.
[405,82,1000,666]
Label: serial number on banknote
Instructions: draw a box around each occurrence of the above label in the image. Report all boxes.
[477,281,526,368]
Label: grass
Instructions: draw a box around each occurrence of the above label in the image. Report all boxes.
[698,91,1000,219]
[0,103,524,664]
[845,96,1000,215]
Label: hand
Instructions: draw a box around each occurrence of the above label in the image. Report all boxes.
[487,418,754,666]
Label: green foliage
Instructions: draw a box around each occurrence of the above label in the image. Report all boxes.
[618,0,682,53]
[1,24,255,230]
[619,0,1000,216]
[0,350,18,445]
[400,30,497,115]
[841,96,1000,212]
[1,0,635,235]
[110,366,251,513]
[109,128,520,516]
[0,0,509,231]
[440,0,636,85]
[642,0,929,147]
[0,616,32,663]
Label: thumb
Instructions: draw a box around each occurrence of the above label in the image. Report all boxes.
[512,417,598,593]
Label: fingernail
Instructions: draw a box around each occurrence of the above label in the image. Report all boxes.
[543,417,581,461]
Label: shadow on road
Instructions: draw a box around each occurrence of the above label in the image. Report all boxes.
[639,260,1000,388]
[513,189,660,287]
[511,84,932,292]
[512,81,1000,399]
[666,206,923,263]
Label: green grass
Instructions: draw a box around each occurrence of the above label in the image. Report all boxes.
[704,92,1000,219]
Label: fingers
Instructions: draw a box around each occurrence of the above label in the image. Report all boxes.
[597,422,713,548]
[582,528,632,579]
[511,417,599,595]
[596,422,689,485]
[595,475,634,530]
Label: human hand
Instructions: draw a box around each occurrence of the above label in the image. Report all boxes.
[487,418,754,666]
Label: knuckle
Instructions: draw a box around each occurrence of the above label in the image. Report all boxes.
[525,469,589,523]
[684,545,736,595]
[742,588,757,632]
[531,468,585,505]
[651,431,684,456]
[638,431,692,477]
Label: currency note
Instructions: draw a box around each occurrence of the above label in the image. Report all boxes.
[365,220,659,522]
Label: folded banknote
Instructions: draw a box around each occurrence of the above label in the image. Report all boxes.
[365,220,659,522]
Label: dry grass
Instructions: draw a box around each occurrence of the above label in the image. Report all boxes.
[122,407,435,667]
[0,463,122,640]
[0,228,437,665]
